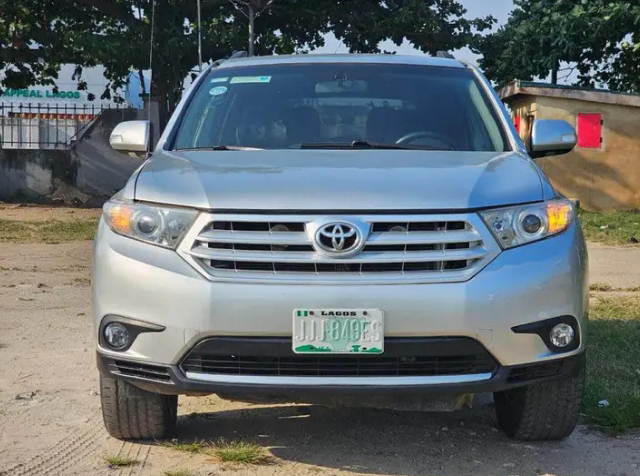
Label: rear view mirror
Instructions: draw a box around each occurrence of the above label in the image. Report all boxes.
[530,119,576,159]
[109,120,150,158]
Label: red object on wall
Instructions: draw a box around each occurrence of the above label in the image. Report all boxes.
[577,113,602,148]
[514,115,521,133]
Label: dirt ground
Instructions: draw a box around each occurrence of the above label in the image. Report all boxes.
[0,204,101,222]
[1,210,640,476]
[589,242,640,290]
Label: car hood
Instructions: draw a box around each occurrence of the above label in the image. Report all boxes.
[133,150,544,211]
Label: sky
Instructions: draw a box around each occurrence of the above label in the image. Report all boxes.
[315,0,515,64]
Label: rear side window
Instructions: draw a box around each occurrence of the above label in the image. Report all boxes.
[173,63,508,152]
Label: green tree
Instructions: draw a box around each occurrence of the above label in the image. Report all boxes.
[474,0,640,93]
[473,0,601,87]
[0,1,94,90]
[581,1,640,92]
[322,0,494,55]
[1,0,494,128]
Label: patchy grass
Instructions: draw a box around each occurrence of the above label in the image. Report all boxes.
[590,282,613,292]
[583,297,640,432]
[590,283,640,292]
[0,218,98,243]
[579,210,640,246]
[164,470,193,476]
[103,454,138,468]
[161,438,270,465]
[213,439,269,464]
[161,439,210,454]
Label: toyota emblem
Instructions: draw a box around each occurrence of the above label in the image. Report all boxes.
[315,222,363,255]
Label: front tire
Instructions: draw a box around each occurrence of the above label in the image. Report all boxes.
[494,362,585,441]
[100,375,178,440]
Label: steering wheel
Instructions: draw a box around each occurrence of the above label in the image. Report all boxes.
[395,131,456,150]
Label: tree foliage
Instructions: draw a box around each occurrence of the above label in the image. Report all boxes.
[1,0,494,125]
[583,2,640,92]
[474,0,640,92]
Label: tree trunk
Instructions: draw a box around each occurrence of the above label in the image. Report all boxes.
[551,60,559,84]
[151,80,170,134]
[248,5,255,56]
[138,69,146,95]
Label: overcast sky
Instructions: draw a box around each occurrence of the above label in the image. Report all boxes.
[315,0,515,64]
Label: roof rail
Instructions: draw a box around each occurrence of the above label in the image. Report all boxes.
[212,50,249,68]
[436,51,455,59]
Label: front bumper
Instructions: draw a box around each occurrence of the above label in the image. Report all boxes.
[97,350,586,397]
[93,217,588,394]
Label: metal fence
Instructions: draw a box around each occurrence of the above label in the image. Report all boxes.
[0,102,126,149]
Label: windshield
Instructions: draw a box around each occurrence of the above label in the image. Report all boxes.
[172,62,508,152]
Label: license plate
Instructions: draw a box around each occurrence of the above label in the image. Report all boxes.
[292,309,384,354]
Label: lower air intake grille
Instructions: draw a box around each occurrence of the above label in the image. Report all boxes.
[507,361,565,384]
[111,360,172,382]
[181,337,498,378]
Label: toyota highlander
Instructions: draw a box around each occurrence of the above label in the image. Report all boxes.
[95,53,587,441]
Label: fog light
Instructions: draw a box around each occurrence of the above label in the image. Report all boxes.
[104,322,130,350]
[550,323,575,348]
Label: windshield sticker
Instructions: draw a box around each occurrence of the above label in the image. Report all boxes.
[210,77,229,83]
[230,76,272,84]
[209,86,228,96]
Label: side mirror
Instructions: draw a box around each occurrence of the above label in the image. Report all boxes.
[530,119,577,159]
[109,120,150,158]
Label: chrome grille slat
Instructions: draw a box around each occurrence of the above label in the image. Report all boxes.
[197,230,309,245]
[177,213,501,284]
[189,245,487,263]
[367,230,480,245]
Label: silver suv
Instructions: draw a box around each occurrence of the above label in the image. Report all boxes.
[95,54,587,442]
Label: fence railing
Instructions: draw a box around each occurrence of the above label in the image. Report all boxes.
[0,102,126,149]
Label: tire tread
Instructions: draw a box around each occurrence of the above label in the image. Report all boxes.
[100,375,177,440]
[495,365,585,441]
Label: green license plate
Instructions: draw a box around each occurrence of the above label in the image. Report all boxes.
[292,309,384,354]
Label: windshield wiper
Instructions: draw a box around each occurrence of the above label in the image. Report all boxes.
[175,145,264,151]
[291,140,446,150]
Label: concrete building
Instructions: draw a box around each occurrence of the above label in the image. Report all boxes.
[500,81,640,210]
[0,64,148,108]
[0,65,150,149]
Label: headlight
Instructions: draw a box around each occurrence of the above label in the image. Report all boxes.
[480,199,574,249]
[103,199,198,249]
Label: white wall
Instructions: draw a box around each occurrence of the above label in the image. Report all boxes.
[1,65,128,107]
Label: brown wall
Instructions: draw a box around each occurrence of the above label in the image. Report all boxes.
[508,95,640,210]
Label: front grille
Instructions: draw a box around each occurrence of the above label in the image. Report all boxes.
[178,213,500,283]
[110,360,172,382]
[181,337,498,378]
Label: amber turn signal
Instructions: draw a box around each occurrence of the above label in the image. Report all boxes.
[106,205,134,234]
[547,202,572,234]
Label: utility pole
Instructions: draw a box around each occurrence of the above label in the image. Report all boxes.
[197,0,203,71]
[248,4,255,57]
[229,0,275,56]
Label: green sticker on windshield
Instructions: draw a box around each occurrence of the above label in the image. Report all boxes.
[230,76,271,84]
[210,77,229,83]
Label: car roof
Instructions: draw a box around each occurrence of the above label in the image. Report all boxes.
[214,54,466,70]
